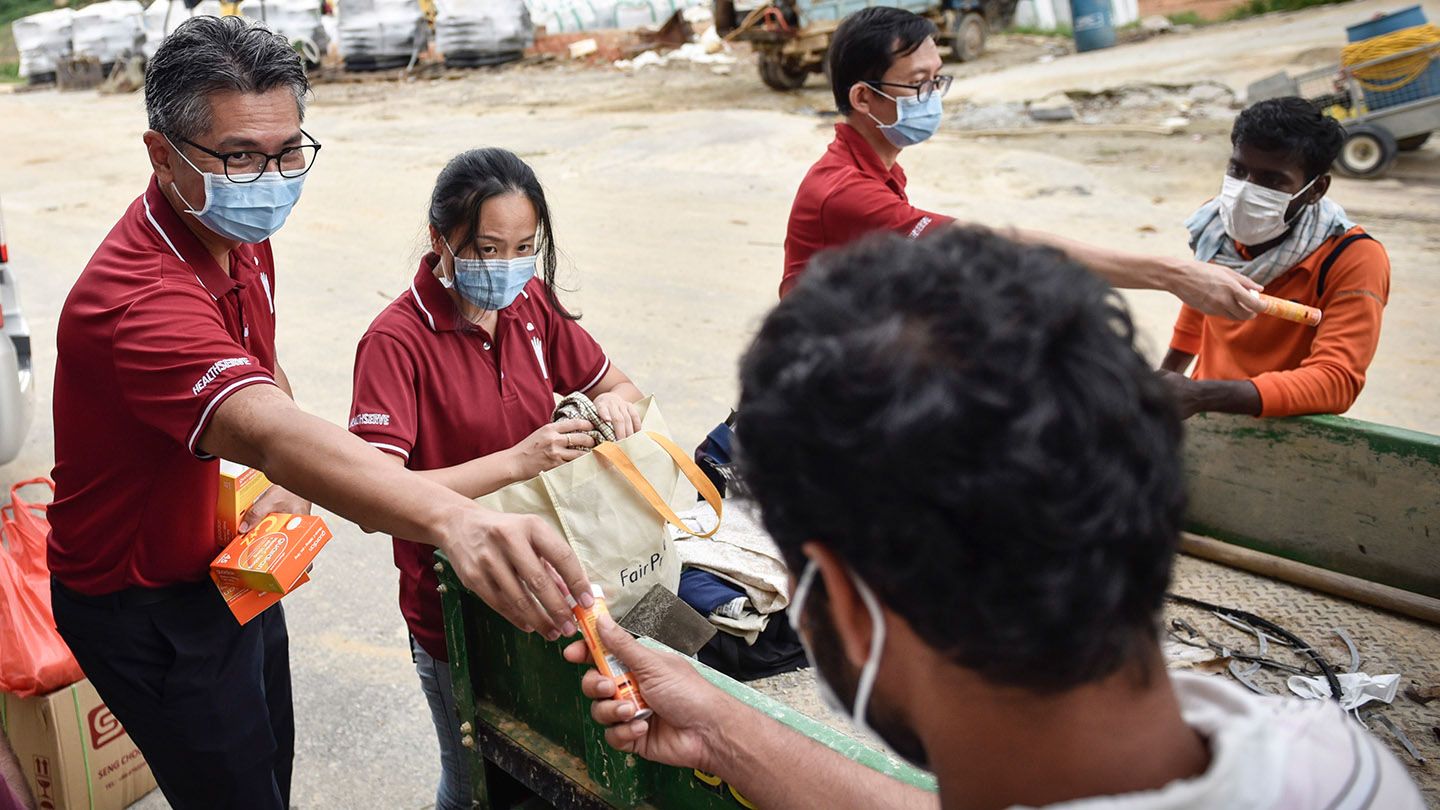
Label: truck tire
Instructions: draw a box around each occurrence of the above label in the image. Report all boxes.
[1397,132,1430,152]
[759,53,808,91]
[948,11,986,62]
[1335,124,1397,178]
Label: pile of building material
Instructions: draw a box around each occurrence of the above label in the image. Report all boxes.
[435,0,533,67]
[141,0,222,58]
[526,0,705,34]
[242,0,331,67]
[70,1,144,68]
[11,8,73,81]
[338,0,428,70]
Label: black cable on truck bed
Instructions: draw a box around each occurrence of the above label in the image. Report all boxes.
[1167,593,1343,701]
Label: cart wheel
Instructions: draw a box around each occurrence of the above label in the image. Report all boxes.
[947,11,987,62]
[1397,132,1431,152]
[1335,124,1398,178]
[759,53,808,91]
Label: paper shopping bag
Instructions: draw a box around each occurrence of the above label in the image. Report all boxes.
[477,397,722,619]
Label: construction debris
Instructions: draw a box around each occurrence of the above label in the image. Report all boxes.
[951,81,1239,134]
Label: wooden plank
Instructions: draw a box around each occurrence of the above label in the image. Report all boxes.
[1179,533,1440,625]
[1182,413,1440,598]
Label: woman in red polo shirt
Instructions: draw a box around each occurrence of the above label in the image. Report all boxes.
[348,148,643,810]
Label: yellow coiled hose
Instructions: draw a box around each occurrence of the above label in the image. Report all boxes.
[1341,24,1440,92]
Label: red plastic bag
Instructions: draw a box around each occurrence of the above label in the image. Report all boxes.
[2,479,53,606]
[0,478,83,697]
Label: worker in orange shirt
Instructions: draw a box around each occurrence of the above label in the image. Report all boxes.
[1159,97,1390,418]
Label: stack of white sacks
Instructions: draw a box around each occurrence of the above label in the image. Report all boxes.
[337,0,428,68]
[70,0,145,65]
[434,0,532,64]
[241,0,330,63]
[525,0,704,33]
[142,0,223,59]
[11,8,73,79]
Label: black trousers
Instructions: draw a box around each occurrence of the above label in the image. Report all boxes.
[51,579,294,810]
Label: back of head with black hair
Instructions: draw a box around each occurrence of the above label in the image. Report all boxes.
[827,7,938,115]
[737,227,1186,693]
[429,147,575,320]
[1231,97,1345,180]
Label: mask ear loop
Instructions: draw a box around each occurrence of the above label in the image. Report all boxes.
[164,136,213,216]
[848,572,888,728]
[787,558,888,729]
[788,560,820,631]
[1283,174,1323,226]
[438,236,460,290]
[861,83,903,129]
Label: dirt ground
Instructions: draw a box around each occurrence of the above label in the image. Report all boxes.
[2,0,1438,806]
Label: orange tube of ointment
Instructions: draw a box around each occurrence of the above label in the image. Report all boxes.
[1254,292,1322,327]
[569,585,653,721]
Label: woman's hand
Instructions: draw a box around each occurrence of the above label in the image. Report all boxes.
[513,418,597,479]
[593,392,642,440]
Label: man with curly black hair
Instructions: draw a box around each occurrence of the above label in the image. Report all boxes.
[563,227,1422,809]
[1160,97,1391,419]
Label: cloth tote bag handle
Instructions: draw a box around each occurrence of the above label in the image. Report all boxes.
[590,431,723,539]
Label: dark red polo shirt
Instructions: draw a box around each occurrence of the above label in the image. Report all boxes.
[49,177,280,595]
[349,255,609,660]
[781,122,955,298]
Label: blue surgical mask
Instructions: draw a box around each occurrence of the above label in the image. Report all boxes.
[167,137,306,244]
[866,87,944,148]
[440,237,536,311]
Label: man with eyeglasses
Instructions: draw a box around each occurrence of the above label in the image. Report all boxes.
[48,17,592,809]
[780,7,1265,322]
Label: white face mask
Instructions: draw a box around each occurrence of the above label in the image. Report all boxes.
[789,560,888,744]
[1217,174,1318,246]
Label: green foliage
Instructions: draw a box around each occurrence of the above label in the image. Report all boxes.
[1165,11,1205,26]
[1,0,60,71]
[1222,0,1350,22]
[1007,23,1074,38]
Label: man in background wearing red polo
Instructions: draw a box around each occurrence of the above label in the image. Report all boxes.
[782,7,1265,322]
[47,18,591,810]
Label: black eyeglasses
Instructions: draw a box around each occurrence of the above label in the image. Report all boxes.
[865,75,954,103]
[175,129,322,183]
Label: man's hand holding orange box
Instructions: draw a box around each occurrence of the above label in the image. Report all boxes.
[217,461,272,546]
[210,514,332,625]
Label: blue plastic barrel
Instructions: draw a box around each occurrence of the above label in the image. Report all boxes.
[1346,5,1426,42]
[1070,0,1115,52]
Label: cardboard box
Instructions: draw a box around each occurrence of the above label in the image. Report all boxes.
[210,514,330,596]
[0,679,157,810]
[216,461,271,546]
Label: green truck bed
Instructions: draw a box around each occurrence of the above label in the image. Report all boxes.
[439,411,1440,808]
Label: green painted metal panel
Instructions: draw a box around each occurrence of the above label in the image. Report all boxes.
[1182,412,1440,598]
[437,554,936,808]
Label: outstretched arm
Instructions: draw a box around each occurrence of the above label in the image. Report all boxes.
[202,384,594,640]
[1010,228,1264,320]
[564,616,938,810]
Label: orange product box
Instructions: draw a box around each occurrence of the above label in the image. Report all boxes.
[215,572,311,626]
[216,460,271,545]
[210,513,331,595]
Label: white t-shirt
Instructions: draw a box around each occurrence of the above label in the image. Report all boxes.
[1027,671,1425,809]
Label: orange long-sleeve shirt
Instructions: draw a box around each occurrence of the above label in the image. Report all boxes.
[1170,226,1389,417]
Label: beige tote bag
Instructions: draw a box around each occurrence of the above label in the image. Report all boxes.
[476,397,722,619]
